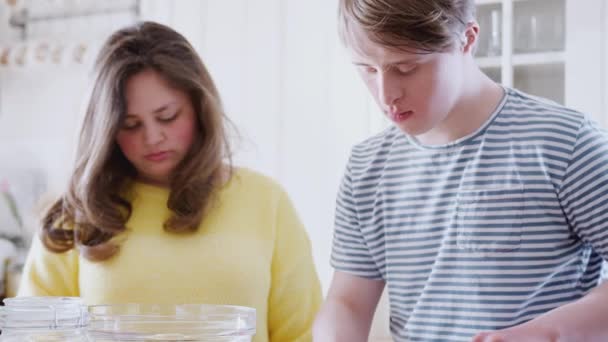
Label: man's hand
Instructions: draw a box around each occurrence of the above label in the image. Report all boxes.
[471,282,608,342]
[471,322,560,342]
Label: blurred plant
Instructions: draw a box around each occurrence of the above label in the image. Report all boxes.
[0,179,26,248]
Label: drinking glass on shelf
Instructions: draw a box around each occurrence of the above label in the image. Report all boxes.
[514,0,565,53]
[476,12,488,56]
[0,46,10,66]
[13,44,27,66]
[51,44,64,64]
[487,9,501,56]
[34,42,50,63]
[475,5,502,57]
[547,4,565,51]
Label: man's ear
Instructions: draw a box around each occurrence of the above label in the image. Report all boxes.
[462,22,480,54]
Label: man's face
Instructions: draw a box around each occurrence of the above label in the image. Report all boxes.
[349,29,466,139]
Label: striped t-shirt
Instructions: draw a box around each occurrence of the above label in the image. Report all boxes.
[331,87,608,341]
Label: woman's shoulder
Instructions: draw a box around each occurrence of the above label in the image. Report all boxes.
[229,167,284,192]
[225,167,287,203]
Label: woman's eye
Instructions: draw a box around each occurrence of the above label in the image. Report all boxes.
[158,112,178,122]
[122,121,140,130]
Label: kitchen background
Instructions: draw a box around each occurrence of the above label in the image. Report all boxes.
[0,0,607,340]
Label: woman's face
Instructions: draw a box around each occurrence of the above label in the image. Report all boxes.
[116,69,197,187]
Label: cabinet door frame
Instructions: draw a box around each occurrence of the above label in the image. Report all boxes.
[565,0,604,124]
[603,0,608,126]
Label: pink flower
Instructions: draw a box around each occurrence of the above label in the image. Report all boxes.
[0,179,9,193]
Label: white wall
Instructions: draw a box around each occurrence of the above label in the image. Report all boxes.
[565,0,606,126]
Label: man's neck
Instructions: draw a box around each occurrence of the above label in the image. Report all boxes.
[416,69,504,146]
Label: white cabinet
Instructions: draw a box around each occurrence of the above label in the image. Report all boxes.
[475,0,608,126]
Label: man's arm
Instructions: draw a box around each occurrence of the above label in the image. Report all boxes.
[473,116,608,342]
[473,281,608,342]
[313,271,385,342]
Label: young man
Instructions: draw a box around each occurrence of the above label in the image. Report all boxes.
[314,0,608,341]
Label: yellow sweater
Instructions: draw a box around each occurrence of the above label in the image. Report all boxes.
[18,168,322,342]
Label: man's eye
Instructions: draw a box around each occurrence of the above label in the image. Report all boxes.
[357,65,377,74]
[364,67,377,74]
[396,65,417,75]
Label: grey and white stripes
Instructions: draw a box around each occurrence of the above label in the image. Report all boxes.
[331,88,608,341]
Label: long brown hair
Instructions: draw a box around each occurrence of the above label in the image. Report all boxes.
[41,21,233,261]
[338,0,476,53]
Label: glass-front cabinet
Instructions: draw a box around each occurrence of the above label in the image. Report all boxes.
[475,0,608,126]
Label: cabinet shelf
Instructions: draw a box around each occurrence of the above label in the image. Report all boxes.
[476,56,501,68]
[474,0,606,129]
[513,51,565,65]
[476,51,565,68]
[476,0,543,4]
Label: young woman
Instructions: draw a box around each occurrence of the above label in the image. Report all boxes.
[18,21,321,342]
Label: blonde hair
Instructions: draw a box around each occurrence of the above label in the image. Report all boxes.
[41,21,233,261]
[338,0,475,53]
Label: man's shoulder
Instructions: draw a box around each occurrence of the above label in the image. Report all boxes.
[349,126,403,162]
[342,126,406,191]
[502,87,586,124]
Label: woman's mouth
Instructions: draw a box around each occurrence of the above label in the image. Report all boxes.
[145,151,171,162]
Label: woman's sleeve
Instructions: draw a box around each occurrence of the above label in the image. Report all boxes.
[267,189,322,342]
[17,234,79,297]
